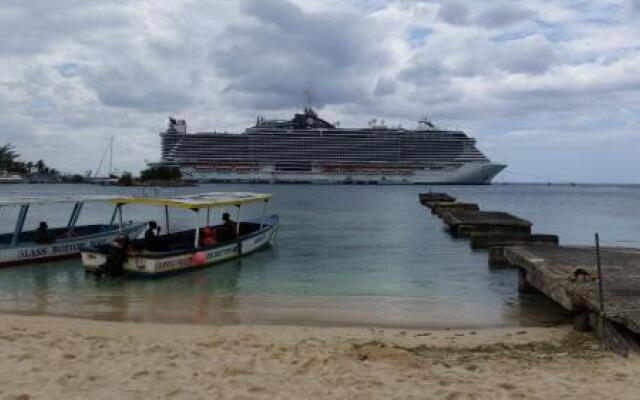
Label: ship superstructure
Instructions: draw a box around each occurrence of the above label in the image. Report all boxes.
[159,109,505,184]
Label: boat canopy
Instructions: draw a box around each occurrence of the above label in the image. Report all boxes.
[0,195,122,207]
[109,192,273,210]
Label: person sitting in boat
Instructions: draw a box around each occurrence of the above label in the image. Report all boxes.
[219,212,237,241]
[144,221,161,251]
[33,221,55,244]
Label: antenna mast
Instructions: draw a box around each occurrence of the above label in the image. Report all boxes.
[303,89,315,109]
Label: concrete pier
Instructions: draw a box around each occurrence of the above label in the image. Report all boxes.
[439,210,532,238]
[504,245,640,355]
[418,191,640,355]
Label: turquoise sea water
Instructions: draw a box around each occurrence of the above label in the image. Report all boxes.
[0,183,638,328]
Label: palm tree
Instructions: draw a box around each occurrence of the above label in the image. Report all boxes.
[36,159,45,173]
[0,144,20,171]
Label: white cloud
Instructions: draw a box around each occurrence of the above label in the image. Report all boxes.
[0,0,638,182]
[475,3,534,28]
[373,76,397,96]
[437,0,470,26]
[494,34,558,74]
[210,0,394,109]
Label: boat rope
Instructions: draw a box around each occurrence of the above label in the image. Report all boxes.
[272,225,279,246]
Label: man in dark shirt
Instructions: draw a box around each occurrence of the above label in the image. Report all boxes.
[33,221,55,244]
[220,212,237,241]
[144,221,161,251]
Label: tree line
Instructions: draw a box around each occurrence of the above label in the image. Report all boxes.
[0,144,58,176]
[2,142,182,184]
[118,166,182,186]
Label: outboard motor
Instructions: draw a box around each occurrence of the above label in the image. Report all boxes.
[98,237,129,277]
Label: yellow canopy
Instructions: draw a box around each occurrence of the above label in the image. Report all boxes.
[109,192,273,210]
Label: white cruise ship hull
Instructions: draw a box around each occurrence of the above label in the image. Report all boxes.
[181,162,505,185]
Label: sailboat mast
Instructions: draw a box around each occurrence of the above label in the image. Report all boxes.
[109,135,114,177]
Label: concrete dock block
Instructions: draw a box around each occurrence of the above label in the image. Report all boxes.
[471,233,559,249]
[441,210,533,238]
[488,246,510,267]
[456,224,532,238]
[432,202,479,217]
[518,268,539,294]
[419,192,456,206]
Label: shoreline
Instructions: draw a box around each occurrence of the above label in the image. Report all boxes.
[0,290,570,331]
[2,314,640,399]
[0,308,569,332]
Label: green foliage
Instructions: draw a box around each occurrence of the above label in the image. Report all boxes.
[118,171,134,186]
[140,166,182,182]
[0,144,58,175]
[72,174,85,183]
[61,174,86,183]
[0,144,23,172]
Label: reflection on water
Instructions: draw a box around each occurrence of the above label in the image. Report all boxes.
[0,257,244,325]
[0,256,567,328]
[1,183,638,328]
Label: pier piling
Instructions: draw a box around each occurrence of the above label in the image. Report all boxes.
[504,245,640,356]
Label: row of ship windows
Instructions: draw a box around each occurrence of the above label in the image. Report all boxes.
[166,155,483,161]
[176,133,471,140]
[163,136,474,142]
[164,148,484,154]
[163,146,484,154]
[168,157,483,162]
[185,163,469,168]
[167,149,482,157]
[164,141,474,148]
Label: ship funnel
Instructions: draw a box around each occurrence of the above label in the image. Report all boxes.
[168,117,187,134]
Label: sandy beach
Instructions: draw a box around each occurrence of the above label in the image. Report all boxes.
[0,316,639,399]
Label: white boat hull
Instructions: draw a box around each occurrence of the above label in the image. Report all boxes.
[82,219,278,277]
[0,223,146,267]
[180,162,506,185]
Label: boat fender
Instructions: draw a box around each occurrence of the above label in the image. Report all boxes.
[192,251,207,265]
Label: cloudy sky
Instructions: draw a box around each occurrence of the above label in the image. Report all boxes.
[1,0,639,182]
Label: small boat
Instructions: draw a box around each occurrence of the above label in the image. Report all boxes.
[0,195,146,267]
[0,172,23,184]
[81,192,279,277]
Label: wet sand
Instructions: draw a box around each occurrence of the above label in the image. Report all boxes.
[1,315,639,399]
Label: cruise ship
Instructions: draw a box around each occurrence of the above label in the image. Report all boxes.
[158,108,506,184]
